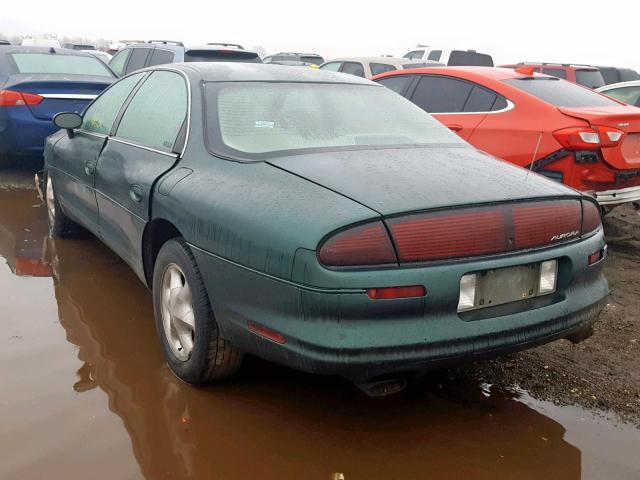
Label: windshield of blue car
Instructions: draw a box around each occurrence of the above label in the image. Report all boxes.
[10,53,114,77]
[205,81,464,160]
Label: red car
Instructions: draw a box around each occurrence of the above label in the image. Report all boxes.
[499,63,605,89]
[372,66,640,207]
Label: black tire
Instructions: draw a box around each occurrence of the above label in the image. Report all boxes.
[45,170,79,238]
[152,238,243,384]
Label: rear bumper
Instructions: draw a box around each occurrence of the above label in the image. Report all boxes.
[191,230,609,381]
[591,185,640,205]
[0,107,57,157]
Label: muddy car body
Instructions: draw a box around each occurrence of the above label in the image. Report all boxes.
[44,63,609,385]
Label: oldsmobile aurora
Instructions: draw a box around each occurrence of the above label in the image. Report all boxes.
[44,64,609,391]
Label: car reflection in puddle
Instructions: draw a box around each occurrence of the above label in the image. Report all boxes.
[1,183,639,480]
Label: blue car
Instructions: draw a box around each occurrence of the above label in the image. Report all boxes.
[0,46,116,160]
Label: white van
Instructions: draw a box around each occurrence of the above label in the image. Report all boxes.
[21,36,61,48]
[403,46,493,67]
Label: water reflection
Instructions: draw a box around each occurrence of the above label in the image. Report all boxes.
[45,228,584,480]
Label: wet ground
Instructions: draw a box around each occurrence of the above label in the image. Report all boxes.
[1,164,639,480]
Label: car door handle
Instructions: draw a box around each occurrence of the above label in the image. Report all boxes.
[84,163,95,175]
[446,124,463,132]
[129,185,143,203]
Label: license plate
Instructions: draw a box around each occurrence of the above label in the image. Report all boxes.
[458,260,557,312]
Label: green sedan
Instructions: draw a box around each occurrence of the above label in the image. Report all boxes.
[44,63,609,393]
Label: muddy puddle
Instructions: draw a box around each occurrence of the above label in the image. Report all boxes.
[1,173,639,480]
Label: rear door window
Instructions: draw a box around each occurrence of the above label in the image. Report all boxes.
[448,51,493,67]
[148,49,175,67]
[410,76,473,113]
[463,86,497,112]
[575,69,605,89]
[370,63,397,76]
[427,50,442,62]
[116,71,188,151]
[82,72,146,135]
[542,68,567,79]
[124,48,151,74]
[341,62,365,78]
[108,49,131,76]
[376,75,414,95]
[504,78,618,107]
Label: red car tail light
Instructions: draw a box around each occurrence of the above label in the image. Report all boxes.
[367,285,426,300]
[388,207,507,262]
[318,221,397,267]
[581,199,602,234]
[512,200,581,248]
[0,90,44,106]
[595,125,625,148]
[553,127,602,151]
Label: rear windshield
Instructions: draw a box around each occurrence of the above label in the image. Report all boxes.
[448,51,493,67]
[575,69,605,89]
[205,82,463,160]
[301,56,324,65]
[10,53,113,77]
[185,50,262,63]
[504,78,618,108]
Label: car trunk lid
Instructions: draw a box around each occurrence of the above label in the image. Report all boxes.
[269,146,577,216]
[559,105,640,170]
[6,75,113,120]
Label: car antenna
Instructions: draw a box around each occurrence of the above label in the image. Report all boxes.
[526,131,544,180]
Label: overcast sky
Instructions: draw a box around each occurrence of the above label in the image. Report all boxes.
[2,0,639,71]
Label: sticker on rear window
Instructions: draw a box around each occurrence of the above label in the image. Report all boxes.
[255,120,275,128]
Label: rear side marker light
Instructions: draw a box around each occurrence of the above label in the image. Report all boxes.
[0,90,44,106]
[247,322,286,344]
[367,285,426,300]
[538,260,558,295]
[588,249,604,265]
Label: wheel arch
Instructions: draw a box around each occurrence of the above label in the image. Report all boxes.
[142,218,184,287]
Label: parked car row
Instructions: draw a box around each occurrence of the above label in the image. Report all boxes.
[42,63,609,393]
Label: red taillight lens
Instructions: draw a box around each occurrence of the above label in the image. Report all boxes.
[0,89,44,106]
[595,125,625,148]
[553,127,601,151]
[512,200,581,248]
[367,285,426,300]
[581,199,602,234]
[318,221,397,267]
[388,208,506,262]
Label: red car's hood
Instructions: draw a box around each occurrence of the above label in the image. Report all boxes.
[559,105,640,170]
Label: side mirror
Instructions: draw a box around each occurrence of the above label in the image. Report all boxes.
[53,112,82,137]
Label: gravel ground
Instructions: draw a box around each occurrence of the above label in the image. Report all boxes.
[460,204,640,425]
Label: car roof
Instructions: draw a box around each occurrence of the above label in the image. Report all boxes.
[376,66,526,81]
[272,52,323,56]
[159,62,375,84]
[507,62,599,70]
[323,57,412,65]
[122,42,258,55]
[597,80,640,91]
[0,45,102,58]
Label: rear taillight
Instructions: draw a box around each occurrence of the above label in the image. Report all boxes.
[553,126,624,150]
[0,90,43,106]
[318,221,397,267]
[512,201,581,248]
[581,199,602,234]
[320,200,594,268]
[388,208,506,262]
